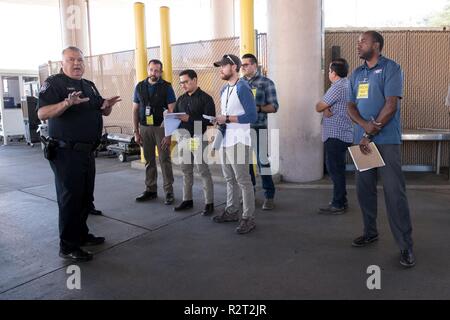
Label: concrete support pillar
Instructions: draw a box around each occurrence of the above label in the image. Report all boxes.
[59,0,91,55]
[267,0,324,182]
[210,0,235,38]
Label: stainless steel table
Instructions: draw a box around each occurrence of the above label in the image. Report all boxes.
[402,128,450,177]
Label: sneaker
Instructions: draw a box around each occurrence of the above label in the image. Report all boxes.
[328,201,348,210]
[201,203,214,216]
[236,218,256,234]
[164,193,175,205]
[212,209,239,223]
[318,204,345,215]
[400,249,416,268]
[351,234,379,247]
[262,198,274,210]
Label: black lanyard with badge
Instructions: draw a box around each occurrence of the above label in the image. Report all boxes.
[357,79,370,100]
[357,68,370,100]
[143,79,158,125]
[225,80,239,115]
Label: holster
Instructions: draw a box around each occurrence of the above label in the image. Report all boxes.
[41,136,57,160]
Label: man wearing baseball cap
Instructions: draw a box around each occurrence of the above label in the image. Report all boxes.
[212,54,258,234]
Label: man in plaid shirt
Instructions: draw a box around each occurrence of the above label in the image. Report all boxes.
[241,53,279,210]
[316,58,353,215]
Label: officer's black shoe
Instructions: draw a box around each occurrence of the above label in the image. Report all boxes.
[164,193,174,205]
[81,234,105,246]
[201,203,215,216]
[89,209,103,216]
[59,248,93,262]
[400,249,416,268]
[174,200,193,211]
[136,191,158,202]
[351,234,379,247]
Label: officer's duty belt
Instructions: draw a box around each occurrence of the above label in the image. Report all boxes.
[56,140,97,152]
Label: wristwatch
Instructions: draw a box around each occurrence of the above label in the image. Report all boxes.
[363,132,374,140]
[226,115,230,123]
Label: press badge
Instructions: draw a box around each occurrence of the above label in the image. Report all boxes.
[251,88,257,98]
[357,82,369,99]
[145,106,154,125]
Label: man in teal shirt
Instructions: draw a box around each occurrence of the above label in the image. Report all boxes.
[348,31,415,268]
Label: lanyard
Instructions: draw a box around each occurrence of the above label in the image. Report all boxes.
[225,80,238,114]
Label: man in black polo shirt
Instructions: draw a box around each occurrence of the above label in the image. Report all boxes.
[37,46,121,262]
[133,59,176,205]
[173,69,216,215]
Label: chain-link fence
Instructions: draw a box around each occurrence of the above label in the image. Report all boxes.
[39,30,450,168]
[41,34,268,135]
[326,30,450,167]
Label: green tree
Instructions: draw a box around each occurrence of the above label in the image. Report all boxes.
[426,0,450,26]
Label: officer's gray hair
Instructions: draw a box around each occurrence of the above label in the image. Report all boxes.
[62,46,84,57]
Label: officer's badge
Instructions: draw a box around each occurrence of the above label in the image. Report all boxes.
[39,81,50,93]
[91,85,98,95]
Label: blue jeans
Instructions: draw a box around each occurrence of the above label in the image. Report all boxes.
[249,127,275,199]
[324,138,351,208]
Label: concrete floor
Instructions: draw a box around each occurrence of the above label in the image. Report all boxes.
[1,143,450,300]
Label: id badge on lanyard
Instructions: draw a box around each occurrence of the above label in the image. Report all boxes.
[357,79,370,100]
[189,137,200,152]
[145,106,154,125]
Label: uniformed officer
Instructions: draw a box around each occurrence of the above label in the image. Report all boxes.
[37,46,121,262]
[133,59,176,205]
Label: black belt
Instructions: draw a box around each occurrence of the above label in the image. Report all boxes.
[56,140,98,152]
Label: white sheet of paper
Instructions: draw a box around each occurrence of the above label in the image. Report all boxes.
[202,114,216,123]
[165,112,187,118]
[163,112,186,136]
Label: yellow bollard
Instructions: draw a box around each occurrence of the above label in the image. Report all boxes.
[240,0,256,57]
[134,2,148,163]
[241,0,256,171]
[159,6,176,154]
[160,6,173,83]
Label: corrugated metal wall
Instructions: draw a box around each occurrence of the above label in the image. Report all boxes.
[325,30,450,166]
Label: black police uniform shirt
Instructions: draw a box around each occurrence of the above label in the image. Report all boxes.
[174,88,216,137]
[38,72,105,143]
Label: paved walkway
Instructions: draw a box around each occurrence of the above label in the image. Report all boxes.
[1,144,449,299]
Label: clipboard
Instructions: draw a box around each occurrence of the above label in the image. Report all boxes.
[348,142,385,172]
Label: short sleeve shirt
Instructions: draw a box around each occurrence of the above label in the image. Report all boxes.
[349,56,403,144]
[38,73,104,143]
[321,78,353,143]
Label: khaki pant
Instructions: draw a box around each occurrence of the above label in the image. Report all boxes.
[140,125,174,194]
[221,143,255,219]
[178,136,214,204]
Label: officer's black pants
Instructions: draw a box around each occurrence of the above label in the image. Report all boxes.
[49,147,95,251]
